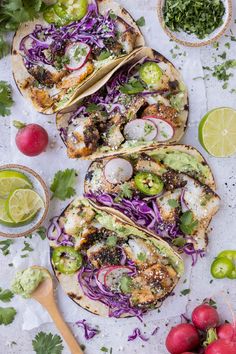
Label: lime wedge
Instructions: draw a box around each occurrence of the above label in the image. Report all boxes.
[0,170,32,199]
[199,107,236,157]
[7,189,44,223]
[0,199,15,225]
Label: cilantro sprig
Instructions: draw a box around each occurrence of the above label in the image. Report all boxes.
[120,78,145,95]
[32,332,64,354]
[50,169,77,201]
[180,211,198,235]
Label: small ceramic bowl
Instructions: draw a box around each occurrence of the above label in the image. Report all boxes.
[157,0,232,47]
[0,164,50,238]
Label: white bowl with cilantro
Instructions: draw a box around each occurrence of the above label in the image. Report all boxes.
[0,164,49,238]
[158,0,232,47]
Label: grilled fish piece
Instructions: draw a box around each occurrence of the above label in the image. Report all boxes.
[58,61,94,89]
[28,65,67,87]
[67,117,99,158]
[87,242,122,268]
[142,104,180,127]
[123,238,160,267]
[156,190,182,224]
[116,17,137,54]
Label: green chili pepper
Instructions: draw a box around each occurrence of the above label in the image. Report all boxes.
[134,172,164,196]
[139,62,163,86]
[211,255,235,279]
[52,246,83,275]
[217,250,236,279]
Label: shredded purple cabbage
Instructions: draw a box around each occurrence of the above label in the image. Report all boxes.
[128,328,149,342]
[47,216,74,247]
[76,319,99,340]
[20,3,117,68]
[85,191,204,263]
[78,262,144,320]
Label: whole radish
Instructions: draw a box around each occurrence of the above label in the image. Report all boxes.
[205,339,236,354]
[14,121,49,156]
[217,323,236,342]
[192,304,219,331]
[165,323,200,354]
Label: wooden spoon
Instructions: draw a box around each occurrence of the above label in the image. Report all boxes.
[31,266,83,354]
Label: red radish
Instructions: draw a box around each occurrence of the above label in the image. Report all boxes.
[192,304,219,331]
[165,323,200,354]
[104,158,133,184]
[217,323,236,342]
[205,339,236,354]
[65,42,91,71]
[143,116,175,142]
[14,121,48,157]
[123,119,157,142]
[104,266,133,290]
[96,268,109,285]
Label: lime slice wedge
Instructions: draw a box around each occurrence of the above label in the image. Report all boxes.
[199,107,236,157]
[0,170,32,199]
[7,189,44,223]
[0,198,15,225]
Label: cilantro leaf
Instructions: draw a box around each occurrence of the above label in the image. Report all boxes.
[119,183,133,199]
[0,0,46,32]
[0,239,14,256]
[180,211,198,235]
[0,307,16,325]
[100,348,109,353]
[97,50,112,61]
[106,235,117,247]
[120,79,145,95]
[168,199,179,208]
[0,33,10,59]
[86,103,100,113]
[36,226,46,240]
[180,288,190,296]
[0,288,14,303]
[136,16,145,27]
[0,81,14,116]
[137,252,147,262]
[32,332,63,354]
[172,236,186,248]
[50,169,77,201]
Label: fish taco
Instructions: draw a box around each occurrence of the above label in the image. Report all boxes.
[56,47,189,159]
[84,145,220,258]
[48,198,184,317]
[12,0,144,114]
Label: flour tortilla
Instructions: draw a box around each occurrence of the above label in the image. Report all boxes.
[56,47,189,159]
[12,0,144,114]
[49,198,184,317]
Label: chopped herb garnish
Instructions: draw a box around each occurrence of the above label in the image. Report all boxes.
[87,103,99,113]
[50,169,77,201]
[137,252,147,262]
[0,81,14,117]
[0,239,14,256]
[32,331,63,354]
[180,288,191,296]
[100,347,109,352]
[97,51,112,61]
[0,288,14,303]
[0,307,16,325]
[36,227,47,240]
[106,235,117,247]
[120,276,132,294]
[180,211,198,235]
[168,199,179,208]
[136,16,145,27]
[120,78,145,95]
[21,241,33,253]
[163,0,225,39]
[172,237,186,248]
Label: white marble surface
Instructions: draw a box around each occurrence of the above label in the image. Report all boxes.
[1,1,236,353]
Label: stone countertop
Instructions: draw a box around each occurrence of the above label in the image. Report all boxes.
[0,1,236,353]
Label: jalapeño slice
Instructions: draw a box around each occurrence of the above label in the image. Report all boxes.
[134,172,164,196]
[52,246,82,275]
[139,62,163,86]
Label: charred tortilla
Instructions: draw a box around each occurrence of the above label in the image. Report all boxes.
[12,0,144,114]
[49,198,184,317]
[84,145,220,253]
[56,47,189,159]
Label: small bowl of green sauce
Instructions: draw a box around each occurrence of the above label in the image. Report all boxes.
[157,0,232,47]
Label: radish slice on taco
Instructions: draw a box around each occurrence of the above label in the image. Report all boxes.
[49,198,184,317]
[12,0,144,114]
[56,47,189,159]
[84,145,220,258]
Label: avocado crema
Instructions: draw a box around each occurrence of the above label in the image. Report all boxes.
[11,267,48,298]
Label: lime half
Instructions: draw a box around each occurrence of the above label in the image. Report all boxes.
[199,107,236,157]
[7,189,44,223]
[0,170,32,199]
[0,199,15,226]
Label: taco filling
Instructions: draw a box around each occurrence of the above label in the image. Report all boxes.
[14,0,141,112]
[49,198,183,318]
[84,147,220,260]
[57,50,188,158]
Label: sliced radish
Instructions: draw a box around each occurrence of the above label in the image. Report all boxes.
[143,116,174,142]
[104,266,133,291]
[65,42,91,71]
[123,119,157,142]
[96,267,109,285]
[104,158,133,184]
